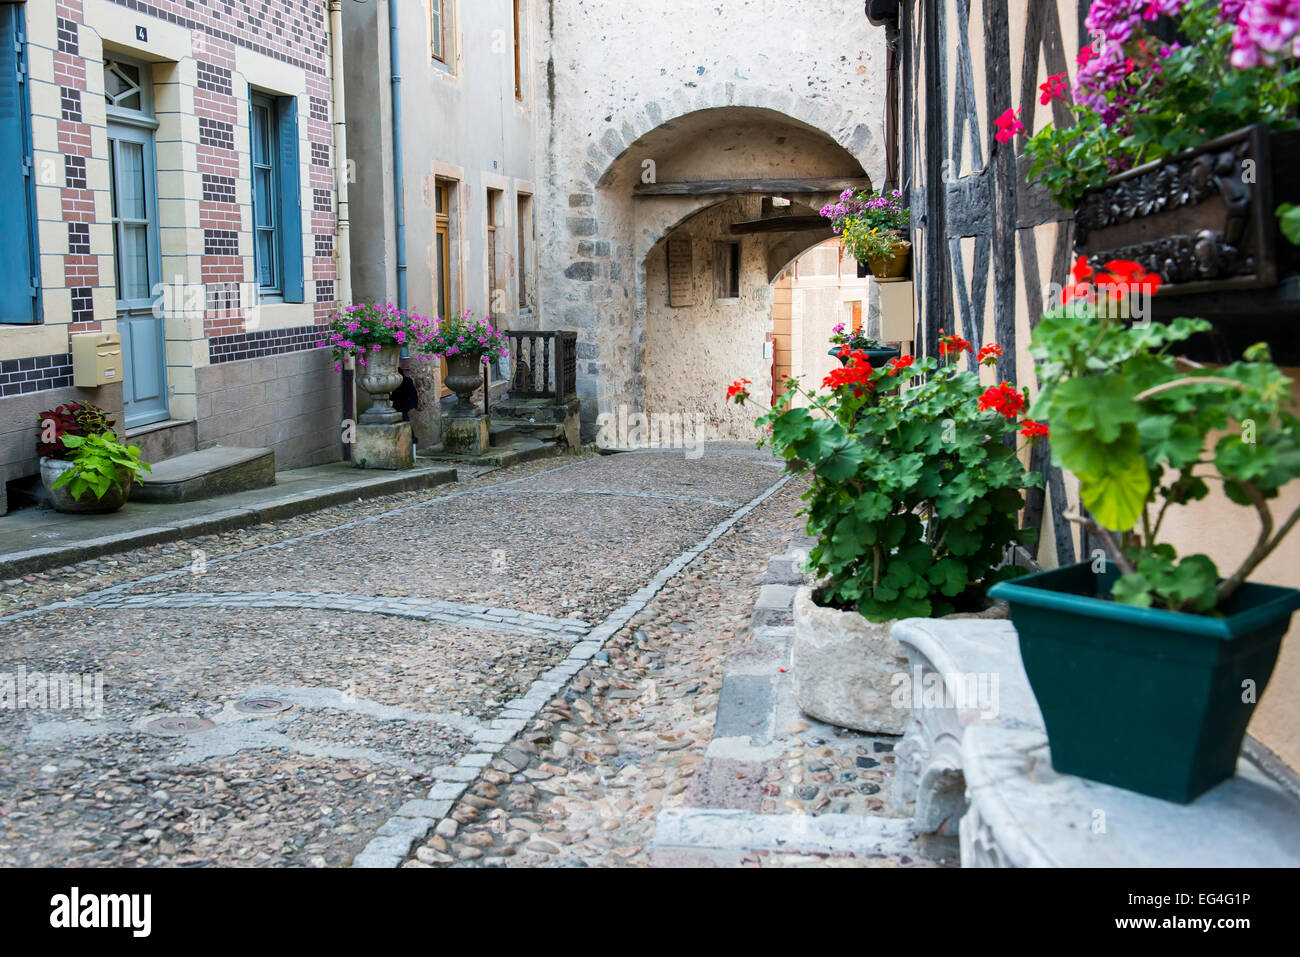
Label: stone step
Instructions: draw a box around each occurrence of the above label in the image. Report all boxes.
[488,422,517,448]
[124,418,197,465]
[490,417,564,441]
[134,446,276,504]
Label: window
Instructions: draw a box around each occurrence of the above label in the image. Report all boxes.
[512,0,523,99]
[486,188,502,311]
[250,94,280,294]
[713,241,741,300]
[434,179,453,319]
[0,4,40,323]
[431,0,447,62]
[249,93,304,302]
[517,193,532,309]
[845,300,863,333]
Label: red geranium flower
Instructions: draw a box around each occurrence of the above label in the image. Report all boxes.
[938,329,974,357]
[726,378,752,404]
[994,107,1024,144]
[822,359,874,396]
[978,382,1026,419]
[976,343,1003,366]
[1077,45,1096,67]
[1020,419,1050,439]
[1039,72,1068,105]
[887,354,914,375]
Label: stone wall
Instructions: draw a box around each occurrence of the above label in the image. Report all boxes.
[195,350,341,471]
[534,0,889,437]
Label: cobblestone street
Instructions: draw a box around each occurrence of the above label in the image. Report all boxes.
[0,445,809,867]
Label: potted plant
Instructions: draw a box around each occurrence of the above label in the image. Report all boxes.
[1014,0,1300,292]
[319,302,436,425]
[988,257,1300,803]
[418,309,510,412]
[37,402,149,514]
[729,337,1043,732]
[820,187,911,277]
[828,323,900,368]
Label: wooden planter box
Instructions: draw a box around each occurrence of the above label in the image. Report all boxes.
[1074,124,1300,295]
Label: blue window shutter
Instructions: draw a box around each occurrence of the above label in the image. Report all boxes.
[276,96,304,303]
[0,4,40,324]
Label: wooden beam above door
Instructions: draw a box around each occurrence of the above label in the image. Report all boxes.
[633,177,870,197]
[728,215,828,234]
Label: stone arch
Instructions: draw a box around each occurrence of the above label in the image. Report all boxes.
[552,98,883,440]
[585,83,884,190]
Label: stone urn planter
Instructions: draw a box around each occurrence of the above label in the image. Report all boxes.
[1073,124,1300,295]
[444,351,485,414]
[990,562,1300,803]
[358,344,404,425]
[40,456,132,514]
[792,585,1005,734]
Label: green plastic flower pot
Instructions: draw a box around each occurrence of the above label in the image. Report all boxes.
[828,346,900,367]
[988,562,1300,804]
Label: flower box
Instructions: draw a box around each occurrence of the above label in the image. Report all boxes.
[1073,124,1300,296]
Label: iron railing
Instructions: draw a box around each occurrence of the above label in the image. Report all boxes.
[506,330,577,402]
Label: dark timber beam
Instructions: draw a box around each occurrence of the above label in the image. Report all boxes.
[729,215,828,234]
[633,177,870,197]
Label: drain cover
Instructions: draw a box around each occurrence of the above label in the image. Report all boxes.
[145,715,215,735]
[234,697,292,715]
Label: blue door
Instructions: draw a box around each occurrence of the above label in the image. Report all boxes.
[106,58,166,428]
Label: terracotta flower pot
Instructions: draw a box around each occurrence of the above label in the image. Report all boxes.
[867,241,912,279]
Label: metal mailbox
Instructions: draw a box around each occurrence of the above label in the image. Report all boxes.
[71,332,123,388]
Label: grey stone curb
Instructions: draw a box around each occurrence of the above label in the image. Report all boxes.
[349,472,795,867]
[0,466,462,579]
[0,589,592,637]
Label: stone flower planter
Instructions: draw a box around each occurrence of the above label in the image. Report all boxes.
[1074,124,1300,295]
[793,585,1005,734]
[40,456,132,514]
[358,344,404,425]
[444,351,486,413]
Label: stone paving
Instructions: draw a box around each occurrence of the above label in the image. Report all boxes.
[0,443,803,867]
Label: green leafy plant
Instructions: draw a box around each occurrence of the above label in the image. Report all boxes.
[1022,0,1300,210]
[728,339,1042,622]
[1278,203,1300,245]
[1029,257,1300,613]
[418,308,510,362]
[318,301,438,370]
[829,323,882,352]
[37,402,117,460]
[840,220,910,267]
[52,432,151,502]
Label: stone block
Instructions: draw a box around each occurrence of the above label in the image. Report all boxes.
[352,421,414,470]
[442,414,488,455]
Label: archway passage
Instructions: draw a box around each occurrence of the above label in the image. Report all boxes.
[595,107,872,441]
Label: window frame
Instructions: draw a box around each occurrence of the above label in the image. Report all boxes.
[431,0,448,63]
[0,3,40,324]
[486,187,502,312]
[713,240,742,301]
[512,0,523,99]
[516,192,532,311]
[250,91,283,299]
